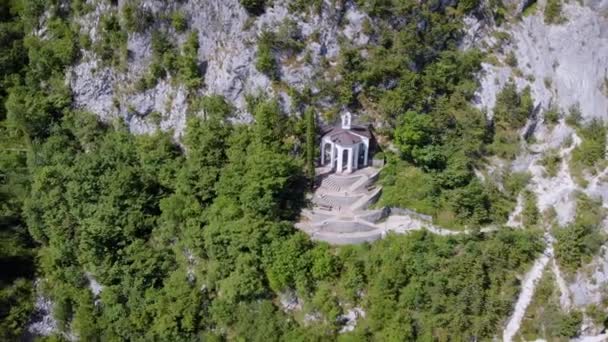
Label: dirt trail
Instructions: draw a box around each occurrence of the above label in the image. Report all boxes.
[503,239,552,342]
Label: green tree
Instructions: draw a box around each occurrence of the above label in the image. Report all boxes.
[256,31,277,79]
[305,107,316,185]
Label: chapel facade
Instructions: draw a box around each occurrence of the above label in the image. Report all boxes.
[320,112,374,174]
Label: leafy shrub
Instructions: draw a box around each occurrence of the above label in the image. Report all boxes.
[171,11,187,32]
[256,31,277,79]
[522,1,538,16]
[25,18,78,79]
[519,271,582,340]
[571,119,606,170]
[122,3,154,33]
[585,304,607,330]
[136,30,203,91]
[503,171,531,196]
[555,311,582,338]
[522,190,539,227]
[177,31,203,90]
[288,0,323,13]
[489,128,521,160]
[254,21,304,80]
[458,0,480,12]
[566,104,583,127]
[493,82,533,130]
[0,279,34,340]
[136,30,177,89]
[394,111,436,167]
[505,51,518,67]
[544,0,563,24]
[274,19,304,53]
[540,149,561,177]
[373,152,385,161]
[544,105,560,126]
[489,83,534,159]
[95,13,128,67]
[379,160,436,215]
[554,193,606,272]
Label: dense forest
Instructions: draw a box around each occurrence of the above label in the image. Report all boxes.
[0,0,602,340]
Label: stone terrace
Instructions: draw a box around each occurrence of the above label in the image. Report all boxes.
[296,166,444,244]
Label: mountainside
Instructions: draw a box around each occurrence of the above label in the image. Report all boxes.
[2,0,608,340]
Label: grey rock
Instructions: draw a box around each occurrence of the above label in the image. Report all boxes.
[471,3,608,120]
[70,0,372,136]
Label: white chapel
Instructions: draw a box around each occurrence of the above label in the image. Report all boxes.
[320,112,373,174]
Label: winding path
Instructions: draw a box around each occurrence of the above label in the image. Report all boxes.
[503,235,553,342]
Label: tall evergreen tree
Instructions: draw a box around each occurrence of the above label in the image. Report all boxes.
[305,107,316,186]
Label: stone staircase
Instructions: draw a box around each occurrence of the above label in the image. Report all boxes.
[321,177,341,193]
[317,193,338,209]
[297,167,390,244]
[298,167,467,245]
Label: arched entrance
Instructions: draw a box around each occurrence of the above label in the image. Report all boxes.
[341,149,349,170]
[357,143,366,167]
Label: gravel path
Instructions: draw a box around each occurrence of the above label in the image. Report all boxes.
[503,240,552,342]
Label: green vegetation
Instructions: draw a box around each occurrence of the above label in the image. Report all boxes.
[518,270,582,340]
[95,13,128,68]
[122,2,154,33]
[2,86,545,340]
[305,107,316,183]
[256,31,278,80]
[566,104,583,127]
[504,171,532,195]
[522,1,538,17]
[382,81,534,228]
[380,155,521,228]
[489,83,534,159]
[0,0,552,339]
[521,190,539,227]
[178,31,203,90]
[554,193,606,273]
[136,30,202,91]
[544,104,560,126]
[0,0,74,338]
[568,118,606,186]
[288,0,324,14]
[505,51,518,67]
[540,149,561,177]
[282,2,534,229]
[0,128,35,339]
[255,22,304,80]
[544,0,564,24]
[571,119,606,171]
[586,303,608,332]
[171,11,187,32]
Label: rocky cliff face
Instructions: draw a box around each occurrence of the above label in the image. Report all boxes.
[467,0,608,331]
[69,0,370,139]
[465,0,608,224]
[473,0,608,120]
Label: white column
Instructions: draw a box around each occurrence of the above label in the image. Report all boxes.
[320,141,325,165]
[336,146,343,173]
[347,148,353,173]
[363,142,369,167]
